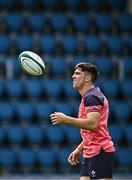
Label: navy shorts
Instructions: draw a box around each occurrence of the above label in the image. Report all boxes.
[80,149,115,179]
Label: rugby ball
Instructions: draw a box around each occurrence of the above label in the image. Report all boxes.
[18,51,45,76]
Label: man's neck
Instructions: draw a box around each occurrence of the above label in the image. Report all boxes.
[79,84,94,96]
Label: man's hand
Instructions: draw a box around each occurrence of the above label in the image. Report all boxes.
[50,112,68,125]
[68,149,81,165]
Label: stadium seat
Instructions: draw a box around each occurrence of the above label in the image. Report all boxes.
[84,35,101,54]
[57,148,71,167]
[0,127,5,144]
[0,102,14,123]
[108,124,123,145]
[54,102,73,116]
[117,13,132,33]
[10,56,22,76]
[34,102,53,123]
[17,149,36,168]
[72,13,90,32]
[6,13,24,32]
[37,148,56,167]
[64,0,81,9]
[40,35,56,54]
[20,0,36,8]
[42,0,59,9]
[15,102,34,123]
[6,125,26,145]
[0,79,5,98]
[116,148,132,168]
[0,149,16,168]
[108,0,126,11]
[26,125,46,145]
[128,36,132,49]
[101,79,120,99]
[0,35,11,53]
[123,57,132,78]
[113,101,130,123]
[124,125,132,145]
[0,0,13,9]
[16,35,33,52]
[42,79,63,99]
[95,56,113,77]
[5,79,24,99]
[24,79,42,99]
[85,0,101,10]
[50,13,68,32]
[95,13,113,33]
[46,126,65,146]
[62,35,78,54]
[120,80,132,99]
[107,35,124,54]
[27,13,46,32]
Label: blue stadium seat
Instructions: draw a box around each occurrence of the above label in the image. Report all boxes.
[95,56,113,77]
[6,13,24,32]
[127,37,132,52]
[42,0,59,9]
[116,148,132,168]
[24,79,42,99]
[107,35,124,54]
[0,149,16,168]
[0,79,5,98]
[124,125,132,145]
[17,149,36,168]
[72,14,91,32]
[123,57,132,78]
[34,102,53,123]
[113,101,130,123]
[37,148,56,167]
[50,56,67,77]
[15,102,34,123]
[40,35,56,53]
[11,56,22,76]
[50,13,68,32]
[85,0,101,10]
[121,80,132,99]
[84,35,101,54]
[62,35,78,54]
[0,35,11,53]
[16,35,33,51]
[108,0,126,11]
[63,79,79,99]
[108,124,123,145]
[20,0,36,8]
[101,79,120,99]
[57,148,71,167]
[0,127,5,144]
[42,79,63,99]
[0,0,13,9]
[46,126,65,146]
[95,13,113,32]
[27,13,46,32]
[54,102,73,116]
[64,0,81,9]
[0,102,14,123]
[5,79,24,99]
[117,13,132,33]
[26,125,46,145]
[6,125,26,145]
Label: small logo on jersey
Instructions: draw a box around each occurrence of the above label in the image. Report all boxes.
[91,170,96,178]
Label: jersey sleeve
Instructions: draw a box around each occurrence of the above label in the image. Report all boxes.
[84,94,104,114]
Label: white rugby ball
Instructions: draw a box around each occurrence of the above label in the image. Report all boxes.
[19,51,45,76]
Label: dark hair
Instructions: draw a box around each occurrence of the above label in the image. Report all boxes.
[75,62,99,82]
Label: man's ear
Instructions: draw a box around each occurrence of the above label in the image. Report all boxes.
[85,74,91,82]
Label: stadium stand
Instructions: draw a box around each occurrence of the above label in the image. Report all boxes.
[0,0,131,177]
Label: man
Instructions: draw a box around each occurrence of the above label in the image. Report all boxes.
[50,62,115,180]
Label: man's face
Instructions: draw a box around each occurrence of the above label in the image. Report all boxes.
[72,67,88,90]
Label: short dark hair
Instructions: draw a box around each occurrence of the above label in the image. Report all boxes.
[75,62,99,82]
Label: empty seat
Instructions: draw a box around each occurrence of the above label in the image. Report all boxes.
[64,0,81,9]
[101,80,119,99]
[24,79,42,99]
[72,14,91,32]
[7,125,26,145]
[85,0,101,10]
[40,35,56,54]
[0,127,5,144]
[16,35,33,51]
[107,35,123,54]
[5,79,24,99]
[95,13,113,32]
[0,149,16,168]
[95,56,113,77]
[62,35,78,54]
[84,35,101,54]
[42,0,59,9]
[26,125,45,145]
[0,79,5,98]
[121,80,132,99]
[108,0,126,11]
[108,124,123,145]
[6,13,24,32]
[124,125,132,144]
[20,0,36,8]
[0,0,13,9]
[123,57,132,78]
[57,148,71,167]
[50,13,68,32]
[0,102,14,123]
[0,35,11,53]
[27,13,46,32]
[15,102,34,122]
[54,102,73,116]
[10,56,22,76]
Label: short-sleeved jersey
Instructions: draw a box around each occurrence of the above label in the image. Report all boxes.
[78,87,115,158]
